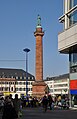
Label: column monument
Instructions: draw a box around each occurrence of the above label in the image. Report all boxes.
[32,15,48,98]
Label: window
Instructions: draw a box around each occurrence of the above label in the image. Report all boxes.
[13,82,15,84]
[28,88,30,91]
[19,88,22,91]
[50,85,52,88]
[20,76,22,79]
[11,76,13,78]
[16,76,18,79]
[18,77,20,80]
[32,77,34,79]
[5,82,7,84]
[28,77,30,79]
[30,77,32,80]
[2,87,4,91]
[0,87,1,91]
[22,77,24,79]
[54,80,62,83]
[31,82,33,85]
[1,82,5,84]
[15,82,18,85]
[15,88,18,91]
[19,82,22,85]
[70,53,77,73]
[69,10,77,26]
[24,77,26,79]
[11,87,13,91]
[4,87,7,91]
[70,53,77,66]
[70,0,77,9]
[30,82,32,85]
[23,82,25,85]
[69,0,77,26]
[54,89,62,92]
[22,88,25,91]
[23,88,25,91]
[28,82,30,85]
[70,66,77,73]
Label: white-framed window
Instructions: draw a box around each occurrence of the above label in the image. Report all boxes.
[16,76,18,79]
[20,76,22,79]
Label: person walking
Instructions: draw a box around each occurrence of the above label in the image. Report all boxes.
[13,94,22,118]
[42,95,48,112]
[2,96,18,119]
[48,94,53,110]
[0,97,4,112]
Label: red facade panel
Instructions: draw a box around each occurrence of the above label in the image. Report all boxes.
[70,80,77,90]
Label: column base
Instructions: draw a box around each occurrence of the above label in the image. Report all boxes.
[32,81,48,98]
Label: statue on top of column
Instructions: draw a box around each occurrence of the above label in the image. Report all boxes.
[37,14,41,27]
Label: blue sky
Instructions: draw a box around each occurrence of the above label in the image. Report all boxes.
[0,0,69,79]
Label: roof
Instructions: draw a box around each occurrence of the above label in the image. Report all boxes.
[45,73,69,81]
[0,68,35,80]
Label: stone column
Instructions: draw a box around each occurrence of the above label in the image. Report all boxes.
[32,15,48,98]
[34,27,44,81]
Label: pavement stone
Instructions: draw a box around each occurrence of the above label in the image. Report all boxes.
[20,107,77,119]
[0,107,77,119]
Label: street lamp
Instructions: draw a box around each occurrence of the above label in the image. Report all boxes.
[23,48,30,98]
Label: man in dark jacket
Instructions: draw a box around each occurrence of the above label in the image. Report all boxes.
[42,95,48,112]
[2,96,18,119]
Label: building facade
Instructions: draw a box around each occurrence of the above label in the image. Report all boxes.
[0,68,70,99]
[0,68,35,98]
[58,0,77,107]
[0,78,16,96]
[45,74,69,97]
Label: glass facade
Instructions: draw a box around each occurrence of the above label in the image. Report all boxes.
[70,0,77,8]
[70,53,77,73]
[63,0,77,107]
[69,0,77,26]
[69,53,77,106]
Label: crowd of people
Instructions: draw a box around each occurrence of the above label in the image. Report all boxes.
[20,94,69,111]
[0,94,69,118]
[0,94,21,119]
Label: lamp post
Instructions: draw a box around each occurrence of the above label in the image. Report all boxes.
[23,48,30,98]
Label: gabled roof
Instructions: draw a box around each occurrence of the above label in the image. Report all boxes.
[0,68,35,80]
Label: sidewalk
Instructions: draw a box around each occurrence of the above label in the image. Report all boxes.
[0,107,77,119]
[69,107,77,110]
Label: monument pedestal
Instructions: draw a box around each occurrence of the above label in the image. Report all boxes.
[32,81,48,98]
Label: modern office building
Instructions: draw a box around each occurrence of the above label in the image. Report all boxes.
[0,68,35,98]
[45,74,69,97]
[58,0,77,107]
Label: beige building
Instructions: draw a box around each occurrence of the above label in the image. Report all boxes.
[0,68,35,98]
[0,78,15,96]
